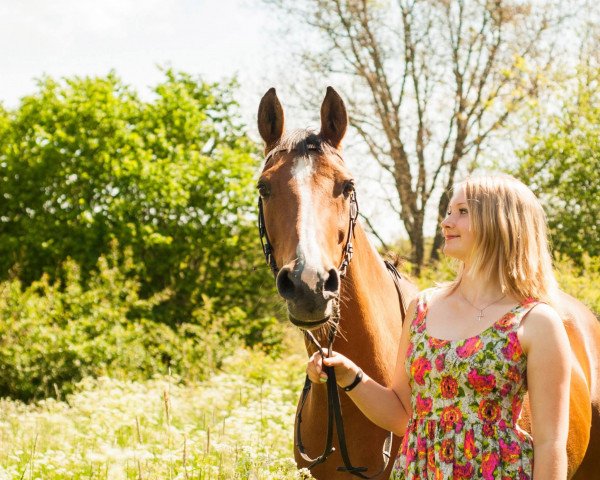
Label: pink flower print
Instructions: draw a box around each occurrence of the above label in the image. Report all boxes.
[427,446,436,471]
[416,435,427,459]
[456,336,483,358]
[440,405,462,432]
[483,423,495,437]
[481,451,500,480]
[464,428,479,460]
[518,466,532,480]
[496,311,516,331]
[428,337,449,349]
[400,433,409,453]
[511,396,523,424]
[502,332,523,361]
[410,356,432,386]
[500,438,522,464]
[440,375,459,399]
[507,365,521,383]
[404,445,416,464]
[499,383,512,396]
[415,393,433,416]
[478,398,501,423]
[467,368,496,394]
[453,461,475,479]
[414,304,427,331]
[426,420,436,440]
[435,353,446,371]
[440,438,454,464]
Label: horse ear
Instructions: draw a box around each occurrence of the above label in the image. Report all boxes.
[319,86,348,149]
[258,88,285,155]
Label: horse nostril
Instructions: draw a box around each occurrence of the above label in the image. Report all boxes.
[276,267,296,300]
[323,268,340,295]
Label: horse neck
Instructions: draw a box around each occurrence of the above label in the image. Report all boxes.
[334,223,402,382]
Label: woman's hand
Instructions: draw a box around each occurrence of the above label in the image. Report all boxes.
[306,349,360,388]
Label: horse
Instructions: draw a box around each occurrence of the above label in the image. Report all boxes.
[527,293,600,480]
[256,87,600,479]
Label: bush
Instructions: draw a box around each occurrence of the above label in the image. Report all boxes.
[554,255,600,315]
[0,244,283,401]
[0,70,278,336]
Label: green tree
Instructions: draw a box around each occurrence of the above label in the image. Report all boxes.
[0,71,278,342]
[515,65,600,264]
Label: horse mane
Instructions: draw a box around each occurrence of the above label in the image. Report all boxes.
[266,129,341,162]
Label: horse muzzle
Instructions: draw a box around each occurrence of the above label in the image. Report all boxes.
[276,265,339,328]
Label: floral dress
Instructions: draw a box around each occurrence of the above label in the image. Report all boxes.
[391,288,538,480]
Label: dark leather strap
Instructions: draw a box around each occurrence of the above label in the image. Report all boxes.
[384,260,408,321]
[295,262,405,478]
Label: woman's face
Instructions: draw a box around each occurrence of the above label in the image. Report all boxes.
[441,186,475,262]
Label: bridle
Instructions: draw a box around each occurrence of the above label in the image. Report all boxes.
[257,148,359,279]
[257,148,407,478]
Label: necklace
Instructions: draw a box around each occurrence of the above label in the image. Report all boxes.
[459,289,506,321]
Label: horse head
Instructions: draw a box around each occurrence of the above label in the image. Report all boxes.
[257,87,356,330]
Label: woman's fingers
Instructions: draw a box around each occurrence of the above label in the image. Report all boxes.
[307,351,327,383]
[307,350,358,385]
[323,353,358,387]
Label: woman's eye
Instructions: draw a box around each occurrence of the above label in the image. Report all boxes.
[459,208,468,215]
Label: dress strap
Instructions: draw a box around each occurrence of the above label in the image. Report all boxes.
[511,298,542,326]
[410,288,436,329]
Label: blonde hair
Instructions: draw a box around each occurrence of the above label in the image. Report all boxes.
[448,174,558,303]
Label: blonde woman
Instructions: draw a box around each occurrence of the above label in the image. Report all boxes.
[307,174,571,479]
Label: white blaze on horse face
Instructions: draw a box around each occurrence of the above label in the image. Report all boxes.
[291,154,322,292]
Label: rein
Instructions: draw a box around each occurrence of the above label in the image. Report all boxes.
[295,260,407,478]
[257,163,407,478]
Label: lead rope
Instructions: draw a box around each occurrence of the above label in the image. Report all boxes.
[297,296,396,478]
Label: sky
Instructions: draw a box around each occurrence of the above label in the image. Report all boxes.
[1,0,276,117]
[0,0,408,243]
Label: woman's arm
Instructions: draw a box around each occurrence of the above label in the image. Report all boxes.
[520,303,571,480]
[307,299,417,437]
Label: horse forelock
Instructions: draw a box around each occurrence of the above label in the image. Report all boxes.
[264,129,341,165]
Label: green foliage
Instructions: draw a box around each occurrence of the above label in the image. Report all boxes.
[0,245,280,401]
[515,65,600,264]
[0,70,278,343]
[554,255,600,315]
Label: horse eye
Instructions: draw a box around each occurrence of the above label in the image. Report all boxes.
[342,180,355,197]
[257,182,270,198]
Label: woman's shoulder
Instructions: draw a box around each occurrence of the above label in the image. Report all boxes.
[419,285,451,305]
[519,302,566,351]
[521,302,562,328]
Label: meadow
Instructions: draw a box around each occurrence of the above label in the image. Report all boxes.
[0,338,314,480]
[1,258,598,480]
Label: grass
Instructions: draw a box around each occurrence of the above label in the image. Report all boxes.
[0,338,315,480]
